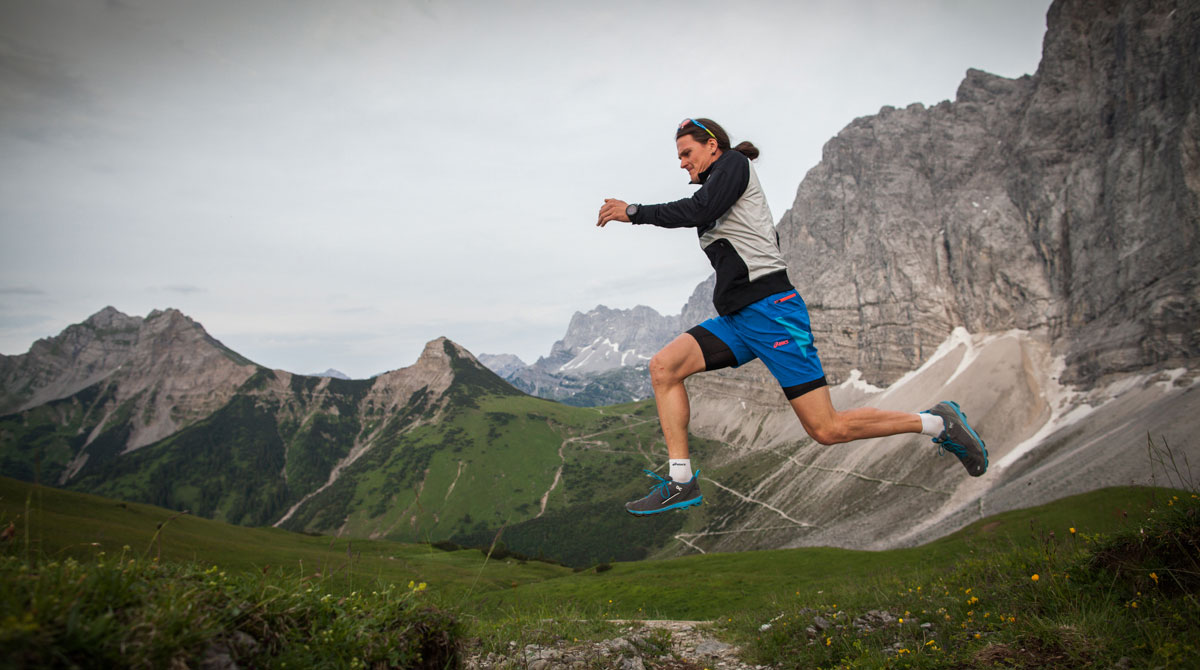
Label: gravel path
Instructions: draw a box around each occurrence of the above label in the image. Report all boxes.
[464,620,768,670]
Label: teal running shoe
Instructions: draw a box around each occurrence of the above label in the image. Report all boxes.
[625,469,703,516]
[923,401,988,477]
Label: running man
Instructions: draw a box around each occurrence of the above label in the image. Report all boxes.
[596,118,987,516]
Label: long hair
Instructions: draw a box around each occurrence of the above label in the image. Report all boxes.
[675,118,760,160]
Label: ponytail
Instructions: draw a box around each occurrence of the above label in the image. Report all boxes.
[732,141,759,160]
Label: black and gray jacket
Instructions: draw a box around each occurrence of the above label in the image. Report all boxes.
[630,150,793,316]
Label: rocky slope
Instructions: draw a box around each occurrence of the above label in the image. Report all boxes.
[675,328,1199,555]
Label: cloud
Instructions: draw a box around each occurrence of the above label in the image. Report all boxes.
[0,286,45,296]
[153,284,206,295]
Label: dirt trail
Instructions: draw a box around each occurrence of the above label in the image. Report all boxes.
[535,416,659,519]
[465,619,765,669]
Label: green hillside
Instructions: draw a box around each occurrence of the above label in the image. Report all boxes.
[0,341,774,568]
[467,484,1180,618]
[0,474,1178,615]
[0,476,569,603]
[3,475,1196,668]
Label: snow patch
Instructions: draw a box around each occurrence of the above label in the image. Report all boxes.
[840,369,884,394]
[878,327,976,400]
[558,337,635,372]
[997,363,1196,470]
[1155,368,1189,390]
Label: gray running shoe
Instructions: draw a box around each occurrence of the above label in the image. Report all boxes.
[923,401,988,477]
[625,469,703,516]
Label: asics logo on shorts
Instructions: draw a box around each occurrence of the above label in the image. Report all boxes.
[773,339,790,349]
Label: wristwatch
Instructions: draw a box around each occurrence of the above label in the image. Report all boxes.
[625,203,640,220]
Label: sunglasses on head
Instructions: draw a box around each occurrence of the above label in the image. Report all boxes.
[678,118,716,140]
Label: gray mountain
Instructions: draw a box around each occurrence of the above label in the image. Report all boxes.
[0,307,259,453]
[476,353,527,378]
[498,304,684,405]
[772,0,1198,388]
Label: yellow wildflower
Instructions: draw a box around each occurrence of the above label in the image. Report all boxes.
[1031,574,1040,582]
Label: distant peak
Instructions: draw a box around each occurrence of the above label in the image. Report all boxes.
[146,307,187,321]
[423,337,480,365]
[83,306,142,331]
[311,368,350,380]
[85,305,133,322]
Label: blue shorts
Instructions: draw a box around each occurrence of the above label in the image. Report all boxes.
[687,289,827,400]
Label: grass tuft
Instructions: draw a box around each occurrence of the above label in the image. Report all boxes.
[0,550,459,669]
[722,485,1200,668]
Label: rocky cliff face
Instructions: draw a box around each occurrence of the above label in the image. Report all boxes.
[775,0,1198,388]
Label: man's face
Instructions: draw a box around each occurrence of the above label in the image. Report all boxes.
[676,134,720,183]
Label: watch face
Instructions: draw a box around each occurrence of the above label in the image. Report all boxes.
[626,204,638,218]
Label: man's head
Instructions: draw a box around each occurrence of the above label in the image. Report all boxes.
[675,118,727,183]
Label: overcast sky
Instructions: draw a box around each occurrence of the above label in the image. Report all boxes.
[0,0,1051,378]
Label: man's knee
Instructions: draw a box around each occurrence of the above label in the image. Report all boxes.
[649,352,681,388]
[805,419,846,446]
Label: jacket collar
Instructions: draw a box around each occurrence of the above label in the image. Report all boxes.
[695,150,731,185]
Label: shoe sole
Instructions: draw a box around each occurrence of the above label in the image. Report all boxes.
[625,495,703,516]
[943,401,988,475]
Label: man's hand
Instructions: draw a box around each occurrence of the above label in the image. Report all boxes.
[596,198,630,227]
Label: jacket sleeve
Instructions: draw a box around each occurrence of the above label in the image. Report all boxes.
[632,152,750,229]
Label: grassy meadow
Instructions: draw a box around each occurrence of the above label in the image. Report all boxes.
[2,471,1197,668]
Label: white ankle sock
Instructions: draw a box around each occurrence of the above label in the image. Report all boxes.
[919,412,945,437]
[669,459,693,483]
